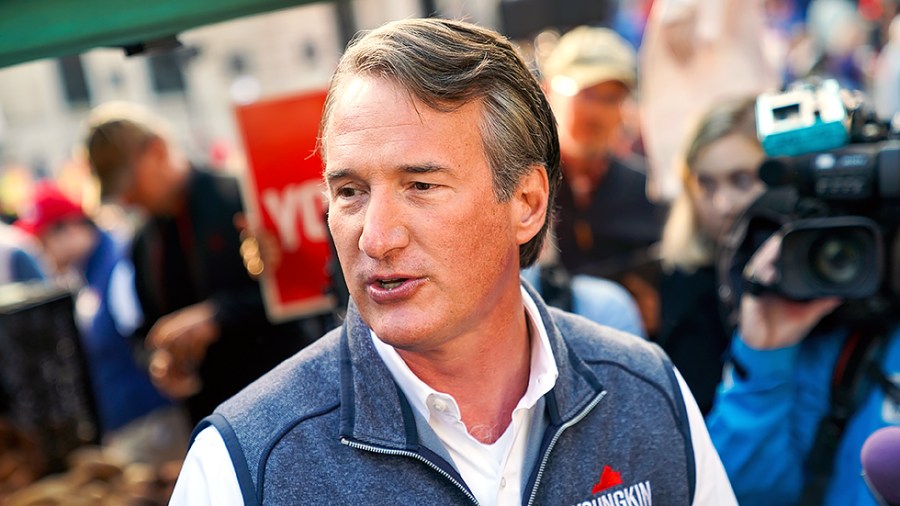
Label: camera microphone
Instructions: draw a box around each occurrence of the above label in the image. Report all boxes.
[759,157,799,188]
[861,425,900,506]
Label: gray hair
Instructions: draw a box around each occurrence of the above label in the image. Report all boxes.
[320,18,561,267]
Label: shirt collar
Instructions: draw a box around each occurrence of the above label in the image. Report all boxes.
[371,285,560,423]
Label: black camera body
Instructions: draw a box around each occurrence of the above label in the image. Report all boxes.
[759,141,900,300]
[720,79,900,323]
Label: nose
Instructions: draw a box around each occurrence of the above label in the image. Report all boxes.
[358,190,409,259]
[712,186,737,218]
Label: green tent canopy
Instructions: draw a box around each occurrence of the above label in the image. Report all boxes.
[0,0,313,68]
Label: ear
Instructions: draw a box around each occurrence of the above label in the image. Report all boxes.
[513,163,549,247]
[143,136,168,162]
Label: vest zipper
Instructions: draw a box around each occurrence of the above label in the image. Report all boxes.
[525,390,608,506]
[340,437,480,505]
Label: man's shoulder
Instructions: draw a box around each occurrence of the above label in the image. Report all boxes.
[190,166,239,187]
[569,274,644,335]
[597,155,668,219]
[188,167,242,206]
[216,327,344,428]
[131,218,160,250]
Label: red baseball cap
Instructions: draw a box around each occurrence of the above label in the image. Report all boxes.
[16,182,86,236]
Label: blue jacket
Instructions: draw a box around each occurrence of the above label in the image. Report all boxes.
[707,326,900,506]
[197,283,697,505]
[0,223,44,283]
[80,229,170,433]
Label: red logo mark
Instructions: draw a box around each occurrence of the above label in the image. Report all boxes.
[591,465,623,494]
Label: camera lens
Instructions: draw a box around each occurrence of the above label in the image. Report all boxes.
[809,232,866,286]
[778,217,880,300]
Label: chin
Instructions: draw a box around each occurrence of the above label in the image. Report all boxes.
[371,314,447,354]
[360,304,424,336]
[370,326,433,353]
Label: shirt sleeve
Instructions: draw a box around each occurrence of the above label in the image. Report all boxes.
[169,427,243,506]
[673,368,739,506]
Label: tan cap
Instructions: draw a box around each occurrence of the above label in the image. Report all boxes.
[542,26,637,95]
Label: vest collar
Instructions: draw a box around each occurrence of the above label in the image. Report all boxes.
[337,281,604,448]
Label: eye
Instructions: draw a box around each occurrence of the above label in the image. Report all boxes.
[695,175,717,195]
[335,186,361,199]
[731,170,758,190]
[411,181,435,191]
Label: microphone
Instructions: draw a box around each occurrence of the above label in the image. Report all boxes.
[861,426,900,506]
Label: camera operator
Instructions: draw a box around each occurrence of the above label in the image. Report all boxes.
[706,81,900,506]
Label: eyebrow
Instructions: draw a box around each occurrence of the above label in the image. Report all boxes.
[402,163,449,175]
[324,163,450,184]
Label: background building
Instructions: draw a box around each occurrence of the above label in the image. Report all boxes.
[0,0,619,199]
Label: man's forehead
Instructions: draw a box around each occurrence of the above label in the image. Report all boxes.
[321,77,490,183]
[323,75,485,148]
[331,75,409,112]
[326,74,482,126]
[323,77,410,145]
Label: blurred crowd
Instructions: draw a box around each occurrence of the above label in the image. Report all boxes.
[0,0,898,504]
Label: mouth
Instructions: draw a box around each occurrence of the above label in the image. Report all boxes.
[376,278,407,290]
[364,275,423,303]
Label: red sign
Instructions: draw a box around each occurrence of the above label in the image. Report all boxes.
[235,90,334,322]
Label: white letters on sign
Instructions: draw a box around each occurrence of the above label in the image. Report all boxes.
[262,181,328,252]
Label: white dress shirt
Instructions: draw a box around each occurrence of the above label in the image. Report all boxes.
[170,288,737,505]
[368,286,558,505]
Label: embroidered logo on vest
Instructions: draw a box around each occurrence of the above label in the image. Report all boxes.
[591,466,622,494]
[569,467,652,506]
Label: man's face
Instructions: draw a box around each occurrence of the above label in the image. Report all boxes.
[324,76,526,353]
[40,219,94,273]
[549,80,629,156]
[121,139,178,216]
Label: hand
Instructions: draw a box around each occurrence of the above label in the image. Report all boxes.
[145,301,220,372]
[234,213,281,278]
[148,349,202,399]
[739,235,842,350]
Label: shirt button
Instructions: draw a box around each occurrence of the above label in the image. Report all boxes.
[500,477,507,489]
[432,399,447,412]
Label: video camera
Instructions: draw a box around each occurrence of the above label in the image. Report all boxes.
[719,78,900,323]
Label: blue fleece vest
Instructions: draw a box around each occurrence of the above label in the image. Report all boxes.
[197,283,696,505]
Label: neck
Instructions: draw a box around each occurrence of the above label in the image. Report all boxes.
[561,152,610,210]
[159,164,191,216]
[561,150,610,178]
[398,308,533,444]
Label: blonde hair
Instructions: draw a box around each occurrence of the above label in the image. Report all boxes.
[660,96,758,272]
